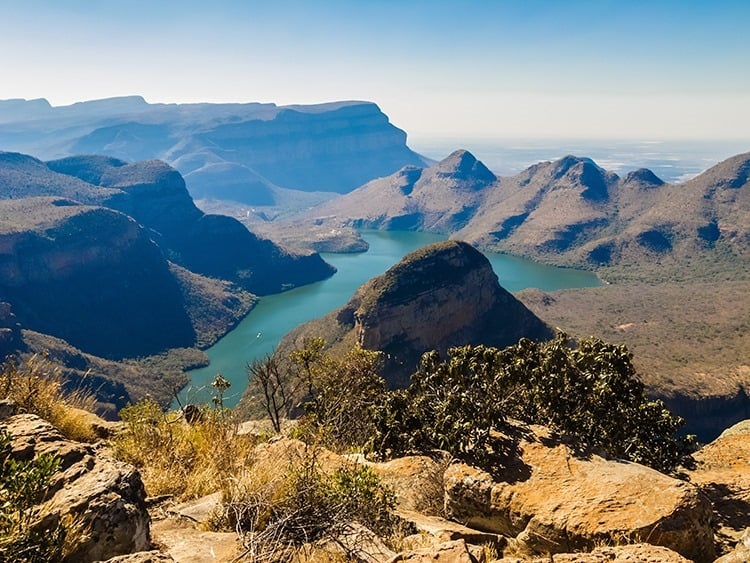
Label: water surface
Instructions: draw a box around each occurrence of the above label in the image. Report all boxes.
[177,231,600,407]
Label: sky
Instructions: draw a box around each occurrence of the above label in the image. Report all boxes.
[1,0,749,141]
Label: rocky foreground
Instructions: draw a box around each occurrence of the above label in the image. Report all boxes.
[3,399,750,563]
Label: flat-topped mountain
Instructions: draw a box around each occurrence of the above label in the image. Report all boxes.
[0,151,335,411]
[0,97,429,204]
[267,240,552,390]
[3,152,335,295]
[302,150,750,277]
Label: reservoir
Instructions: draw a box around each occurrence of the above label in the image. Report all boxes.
[176,231,601,408]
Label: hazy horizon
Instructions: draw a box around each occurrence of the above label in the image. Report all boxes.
[2,0,750,141]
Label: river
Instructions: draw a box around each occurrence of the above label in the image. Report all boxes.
[175,231,601,408]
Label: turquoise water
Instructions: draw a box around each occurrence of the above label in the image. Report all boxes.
[175,231,601,408]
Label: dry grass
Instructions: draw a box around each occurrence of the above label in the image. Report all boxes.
[110,398,258,499]
[518,280,750,400]
[0,354,98,442]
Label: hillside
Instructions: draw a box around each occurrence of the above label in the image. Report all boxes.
[298,149,750,280]
[0,97,429,204]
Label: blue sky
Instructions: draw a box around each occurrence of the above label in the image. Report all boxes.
[2,0,749,140]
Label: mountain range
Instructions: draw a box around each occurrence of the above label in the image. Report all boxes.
[0,97,429,205]
[296,149,750,276]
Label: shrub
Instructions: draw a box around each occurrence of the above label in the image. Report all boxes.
[248,338,386,451]
[0,430,65,562]
[368,333,694,473]
[213,444,398,561]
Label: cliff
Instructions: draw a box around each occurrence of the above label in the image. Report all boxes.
[0,97,429,204]
[0,197,195,359]
[46,155,336,294]
[272,240,552,390]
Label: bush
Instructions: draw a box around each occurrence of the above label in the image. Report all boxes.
[0,430,65,562]
[368,333,694,473]
[248,339,386,451]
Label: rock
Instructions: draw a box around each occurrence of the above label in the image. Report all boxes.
[495,543,690,562]
[397,510,504,551]
[391,538,485,562]
[0,398,17,419]
[149,519,240,563]
[270,240,552,392]
[316,522,397,563]
[355,454,449,515]
[444,424,714,562]
[715,528,750,562]
[102,551,176,562]
[688,419,750,555]
[166,491,222,524]
[1,413,150,562]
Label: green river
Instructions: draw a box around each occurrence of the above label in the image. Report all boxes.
[176,231,601,408]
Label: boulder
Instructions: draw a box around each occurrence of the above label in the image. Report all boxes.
[444,425,714,562]
[149,519,240,563]
[391,538,485,562]
[496,543,690,562]
[1,413,150,562]
[688,418,750,554]
[102,552,176,563]
[715,528,750,563]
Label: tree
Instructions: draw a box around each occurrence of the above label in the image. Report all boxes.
[246,353,300,433]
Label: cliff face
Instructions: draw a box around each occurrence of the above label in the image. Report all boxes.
[0,97,429,203]
[0,198,195,358]
[279,241,552,388]
[46,155,336,295]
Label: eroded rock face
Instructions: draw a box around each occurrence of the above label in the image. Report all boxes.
[1,414,150,562]
[343,240,552,386]
[443,425,714,562]
[688,418,750,555]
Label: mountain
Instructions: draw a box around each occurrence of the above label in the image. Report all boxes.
[0,151,337,412]
[8,153,336,295]
[262,240,552,391]
[0,97,429,204]
[302,150,750,277]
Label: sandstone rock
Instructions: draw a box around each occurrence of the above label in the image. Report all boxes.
[444,425,714,562]
[166,491,222,525]
[102,551,176,562]
[688,419,750,554]
[1,413,150,562]
[495,543,690,562]
[391,538,485,562]
[715,527,750,562]
[149,519,240,563]
[397,510,505,550]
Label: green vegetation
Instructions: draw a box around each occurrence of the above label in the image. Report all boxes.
[212,447,398,561]
[367,334,694,473]
[0,431,65,562]
[248,337,385,450]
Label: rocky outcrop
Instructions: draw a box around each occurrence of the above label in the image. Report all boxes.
[46,155,336,295]
[280,240,551,388]
[1,413,150,562]
[0,198,196,358]
[688,418,750,555]
[443,424,714,562]
[716,528,750,563]
[495,544,691,562]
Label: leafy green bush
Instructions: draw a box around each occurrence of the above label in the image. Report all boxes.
[368,333,694,473]
[0,430,65,562]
